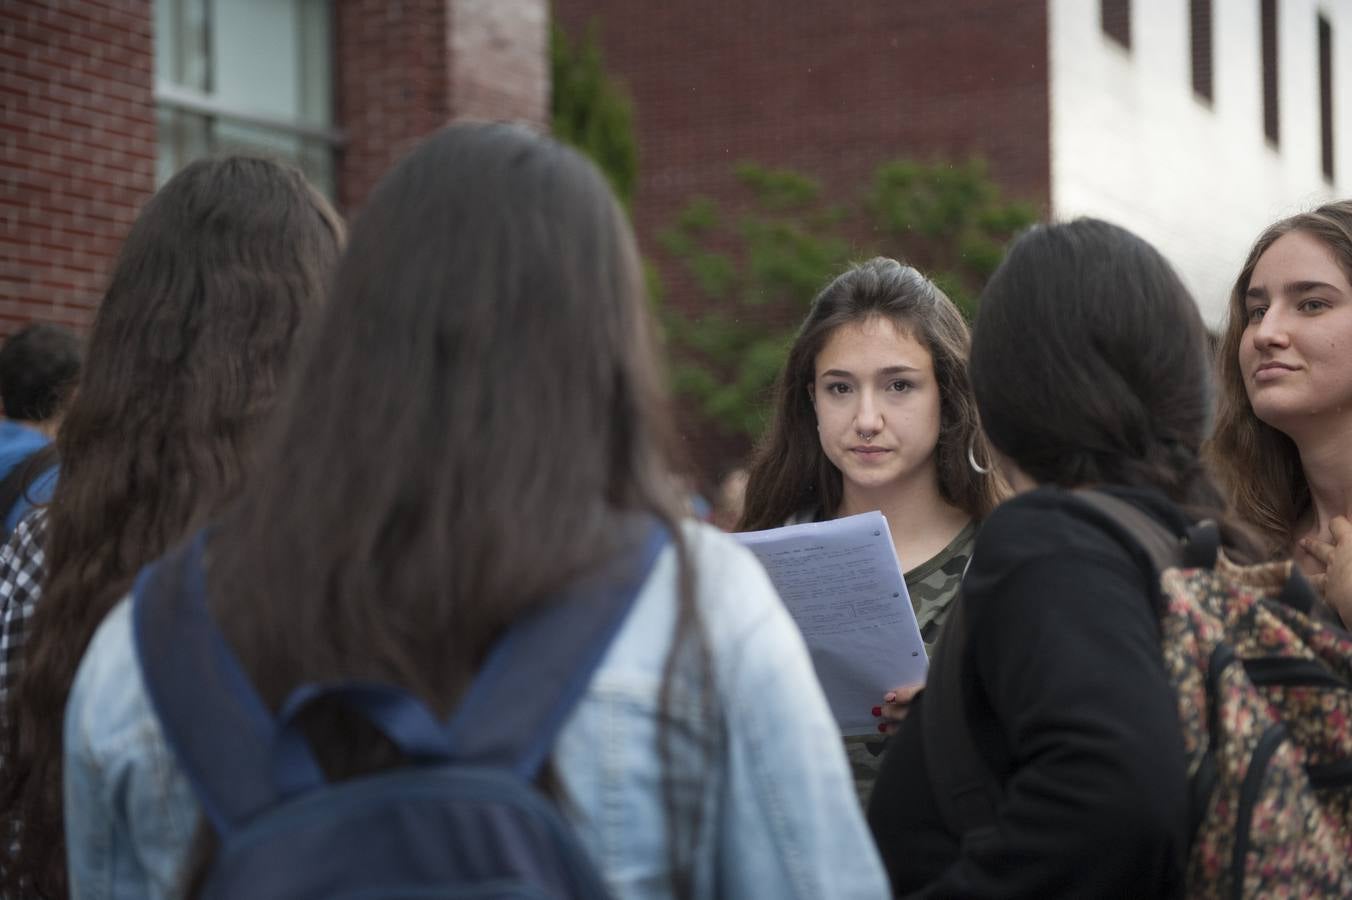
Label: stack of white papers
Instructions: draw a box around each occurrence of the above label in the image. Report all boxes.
[734,511,927,735]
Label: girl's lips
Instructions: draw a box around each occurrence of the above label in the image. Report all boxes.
[1253,363,1297,382]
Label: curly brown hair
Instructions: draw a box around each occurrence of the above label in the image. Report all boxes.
[0,156,342,898]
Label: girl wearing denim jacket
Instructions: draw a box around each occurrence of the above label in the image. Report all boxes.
[63,123,887,900]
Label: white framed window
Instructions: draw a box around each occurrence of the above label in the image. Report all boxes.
[154,0,339,197]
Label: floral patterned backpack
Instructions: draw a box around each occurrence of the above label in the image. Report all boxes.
[925,490,1352,898]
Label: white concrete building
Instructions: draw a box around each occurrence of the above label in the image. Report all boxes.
[1051,0,1352,324]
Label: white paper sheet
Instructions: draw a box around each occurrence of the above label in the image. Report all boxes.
[734,511,927,735]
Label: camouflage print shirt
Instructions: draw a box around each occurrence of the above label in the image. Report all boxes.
[845,519,978,807]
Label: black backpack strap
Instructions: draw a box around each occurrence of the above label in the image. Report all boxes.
[1073,490,1186,574]
[0,443,57,530]
[135,521,670,834]
[1277,568,1322,616]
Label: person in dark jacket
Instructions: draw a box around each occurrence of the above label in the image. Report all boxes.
[868,219,1255,897]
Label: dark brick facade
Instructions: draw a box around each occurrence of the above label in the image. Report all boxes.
[334,0,454,213]
[2,1,157,333]
[3,0,548,337]
[554,0,1052,477]
[554,0,1050,253]
[337,0,548,211]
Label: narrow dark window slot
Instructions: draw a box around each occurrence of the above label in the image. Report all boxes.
[1261,0,1280,146]
[1191,0,1213,102]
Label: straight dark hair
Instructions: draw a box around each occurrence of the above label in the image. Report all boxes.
[739,257,1003,531]
[972,218,1253,547]
[199,123,713,894]
[0,156,343,898]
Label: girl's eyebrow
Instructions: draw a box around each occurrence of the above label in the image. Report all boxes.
[1247,280,1341,301]
[819,365,919,379]
[1287,280,1341,294]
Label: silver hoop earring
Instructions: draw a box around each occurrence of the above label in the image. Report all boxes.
[967,441,991,476]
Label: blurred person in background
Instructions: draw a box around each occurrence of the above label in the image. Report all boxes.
[0,323,81,535]
[0,155,343,899]
[737,257,1004,806]
[62,123,886,899]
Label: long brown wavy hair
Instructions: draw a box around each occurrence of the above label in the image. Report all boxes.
[1207,200,1352,557]
[738,257,1004,531]
[195,123,713,894]
[0,156,343,898]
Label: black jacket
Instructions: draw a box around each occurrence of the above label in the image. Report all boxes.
[868,485,1190,898]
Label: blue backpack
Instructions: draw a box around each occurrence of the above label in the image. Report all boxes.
[131,524,668,899]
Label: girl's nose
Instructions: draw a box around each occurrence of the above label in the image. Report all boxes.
[1251,307,1291,350]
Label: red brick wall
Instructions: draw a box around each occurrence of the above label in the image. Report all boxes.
[1,0,157,336]
[336,0,548,215]
[553,0,1052,479]
[2,1,549,338]
[334,0,451,214]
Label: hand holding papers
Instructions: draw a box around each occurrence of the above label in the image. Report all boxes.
[734,511,927,735]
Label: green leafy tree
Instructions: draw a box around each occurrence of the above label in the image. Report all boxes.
[659,159,1036,439]
[550,20,637,208]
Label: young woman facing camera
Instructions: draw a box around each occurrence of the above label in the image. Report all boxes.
[1210,200,1352,626]
[738,258,1003,802]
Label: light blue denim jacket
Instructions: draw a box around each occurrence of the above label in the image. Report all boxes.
[64,523,889,899]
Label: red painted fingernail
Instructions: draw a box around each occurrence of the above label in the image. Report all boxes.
[871,706,882,717]
[877,723,888,733]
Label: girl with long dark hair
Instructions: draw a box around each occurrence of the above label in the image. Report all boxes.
[868,219,1252,896]
[738,257,1004,803]
[62,123,886,898]
[0,156,343,898]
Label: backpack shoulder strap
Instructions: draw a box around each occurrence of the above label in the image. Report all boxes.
[132,531,287,836]
[269,520,671,794]
[137,520,671,830]
[1072,489,1186,575]
[0,443,57,531]
[444,521,669,778]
